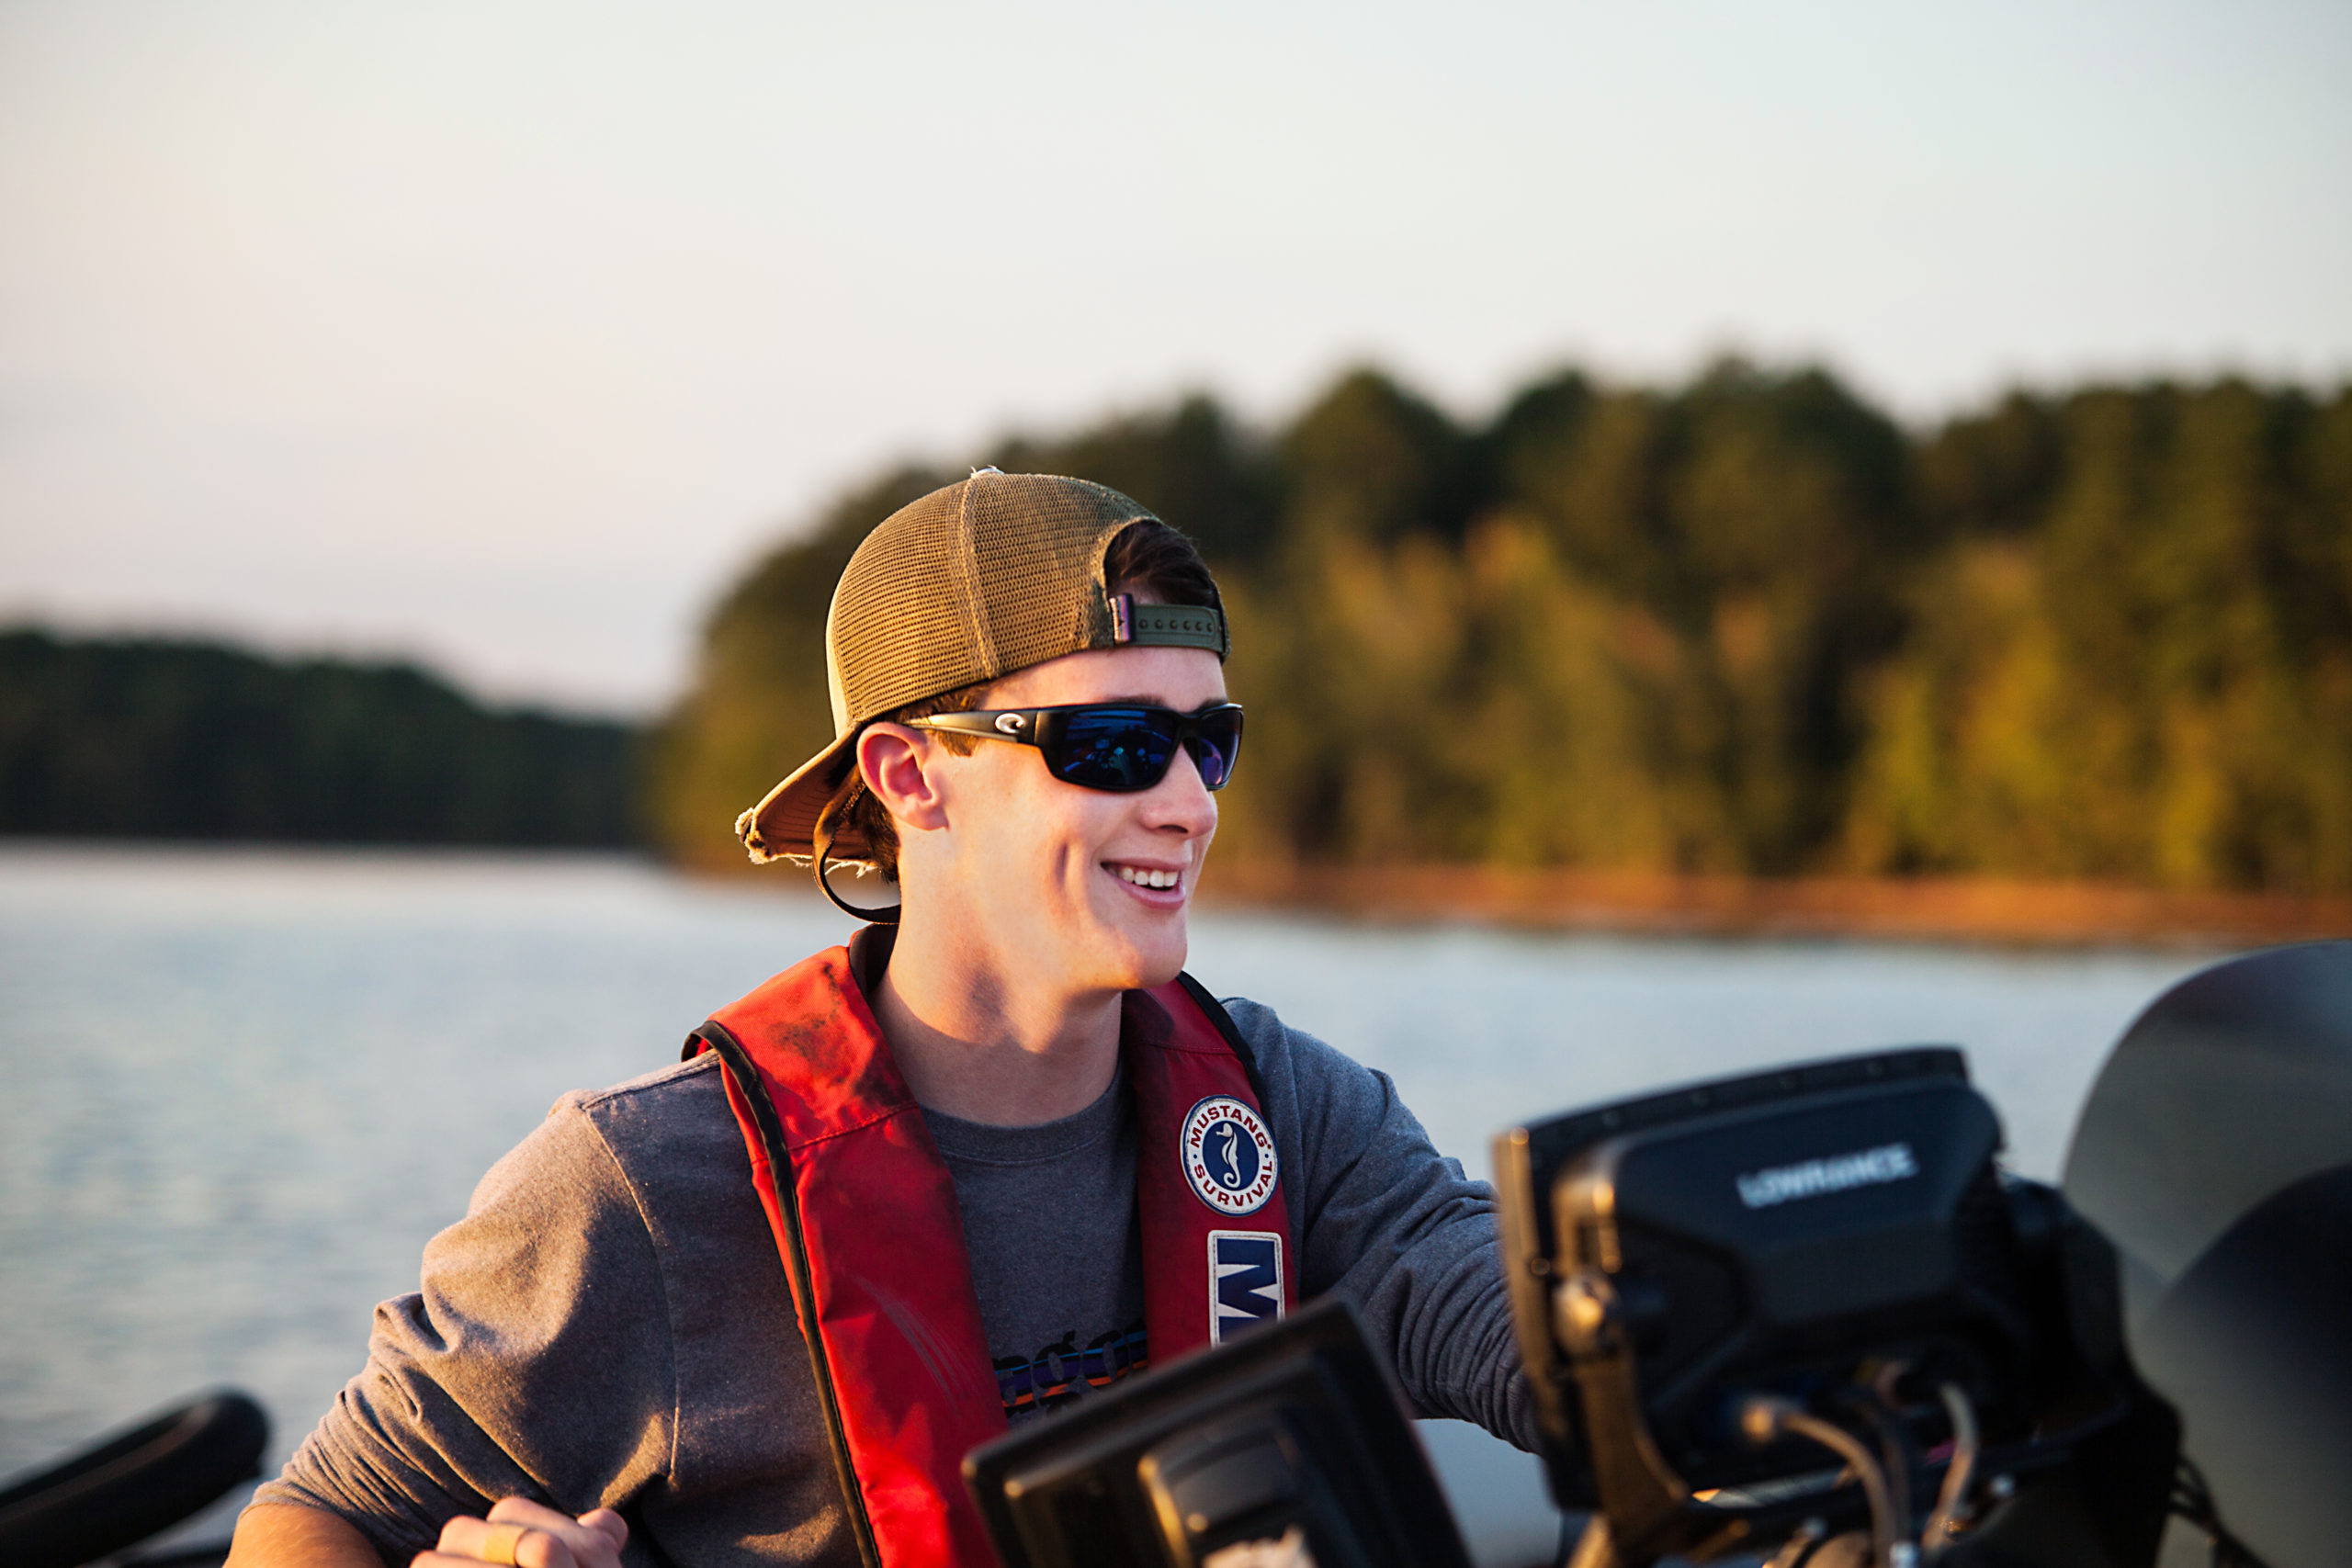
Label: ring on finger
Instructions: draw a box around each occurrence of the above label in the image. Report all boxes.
[481,1521,531,1566]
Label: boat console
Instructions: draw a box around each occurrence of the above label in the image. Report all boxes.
[964,944,2352,1568]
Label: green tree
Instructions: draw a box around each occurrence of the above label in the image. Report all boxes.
[1847,382,2352,891]
[650,366,2352,895]
[0,631,638,846]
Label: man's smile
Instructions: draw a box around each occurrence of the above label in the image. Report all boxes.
[1106,860,1187,898]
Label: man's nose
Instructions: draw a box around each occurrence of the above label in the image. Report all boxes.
[1145,744,1219,835]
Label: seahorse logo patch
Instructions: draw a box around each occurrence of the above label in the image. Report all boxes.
[1182,1095,1278,1215]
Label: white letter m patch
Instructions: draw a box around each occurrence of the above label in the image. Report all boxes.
[1208,1230,1285,1345]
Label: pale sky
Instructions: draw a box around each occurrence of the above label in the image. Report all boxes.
[4,1,2347,715]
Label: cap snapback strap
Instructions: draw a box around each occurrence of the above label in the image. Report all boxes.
[1108,593,1227,656]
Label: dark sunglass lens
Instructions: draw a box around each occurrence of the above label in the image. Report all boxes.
[1186,708,1242,790]
[1053,708,1178,791]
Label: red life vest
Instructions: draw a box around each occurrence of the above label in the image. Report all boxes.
[687,932,1298,1568]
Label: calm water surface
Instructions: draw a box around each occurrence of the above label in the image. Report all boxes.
[0,847,2219,1562]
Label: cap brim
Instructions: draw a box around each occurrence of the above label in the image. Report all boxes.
[735,728,872,865]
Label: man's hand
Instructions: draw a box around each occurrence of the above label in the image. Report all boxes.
[413,1498,628,1568]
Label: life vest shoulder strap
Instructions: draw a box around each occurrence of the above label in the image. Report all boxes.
[1170,970,1272,1106]
[687,1014,884,1568]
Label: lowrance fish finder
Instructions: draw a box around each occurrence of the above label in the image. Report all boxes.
[1494,1049,2177,1568]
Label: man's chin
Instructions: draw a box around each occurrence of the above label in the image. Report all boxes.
[1102,925,1189,994]
[1079,896,1188,986]
[1135,954,1186,991]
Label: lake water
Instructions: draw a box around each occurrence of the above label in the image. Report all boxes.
[0,846,2221,1564]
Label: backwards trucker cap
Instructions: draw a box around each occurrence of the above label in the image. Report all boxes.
[735,469,1229,865]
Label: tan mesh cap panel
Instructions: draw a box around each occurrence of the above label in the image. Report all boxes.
[967,476,1145,673]
[828,471,1151,726]
[825,483,981,732]
[737,471,1187,863]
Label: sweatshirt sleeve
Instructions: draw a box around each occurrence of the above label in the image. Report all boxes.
[250,1098,679,1562]
[1223,997,1543,1453]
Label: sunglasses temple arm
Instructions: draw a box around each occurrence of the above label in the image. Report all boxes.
[911,711,1032,741]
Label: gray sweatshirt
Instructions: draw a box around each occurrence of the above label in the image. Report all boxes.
[254,996,1537,1566]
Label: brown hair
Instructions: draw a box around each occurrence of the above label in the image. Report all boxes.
[833,518,1223,878]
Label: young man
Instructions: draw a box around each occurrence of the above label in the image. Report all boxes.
[231,472,1533,1568]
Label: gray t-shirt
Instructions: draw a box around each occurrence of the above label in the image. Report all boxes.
[254,996,1536,1566]
[924,1068,1147,1424]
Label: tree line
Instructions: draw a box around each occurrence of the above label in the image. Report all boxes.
[653,362,2352,895]
[0,630,638,847]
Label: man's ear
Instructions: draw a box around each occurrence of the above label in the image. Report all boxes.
[857,723,950,835]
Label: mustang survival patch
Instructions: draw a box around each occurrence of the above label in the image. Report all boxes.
[1182,1095,1279,1215]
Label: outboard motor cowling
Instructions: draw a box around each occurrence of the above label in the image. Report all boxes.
[2064,940,2352,1568]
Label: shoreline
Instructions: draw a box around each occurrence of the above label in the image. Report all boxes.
[6,840,2346,950]
[1197,863,2352,949]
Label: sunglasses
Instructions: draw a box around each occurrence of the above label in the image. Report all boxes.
[909,702,1244,793]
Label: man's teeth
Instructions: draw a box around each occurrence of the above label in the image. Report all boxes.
[1115,866,1182,890]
